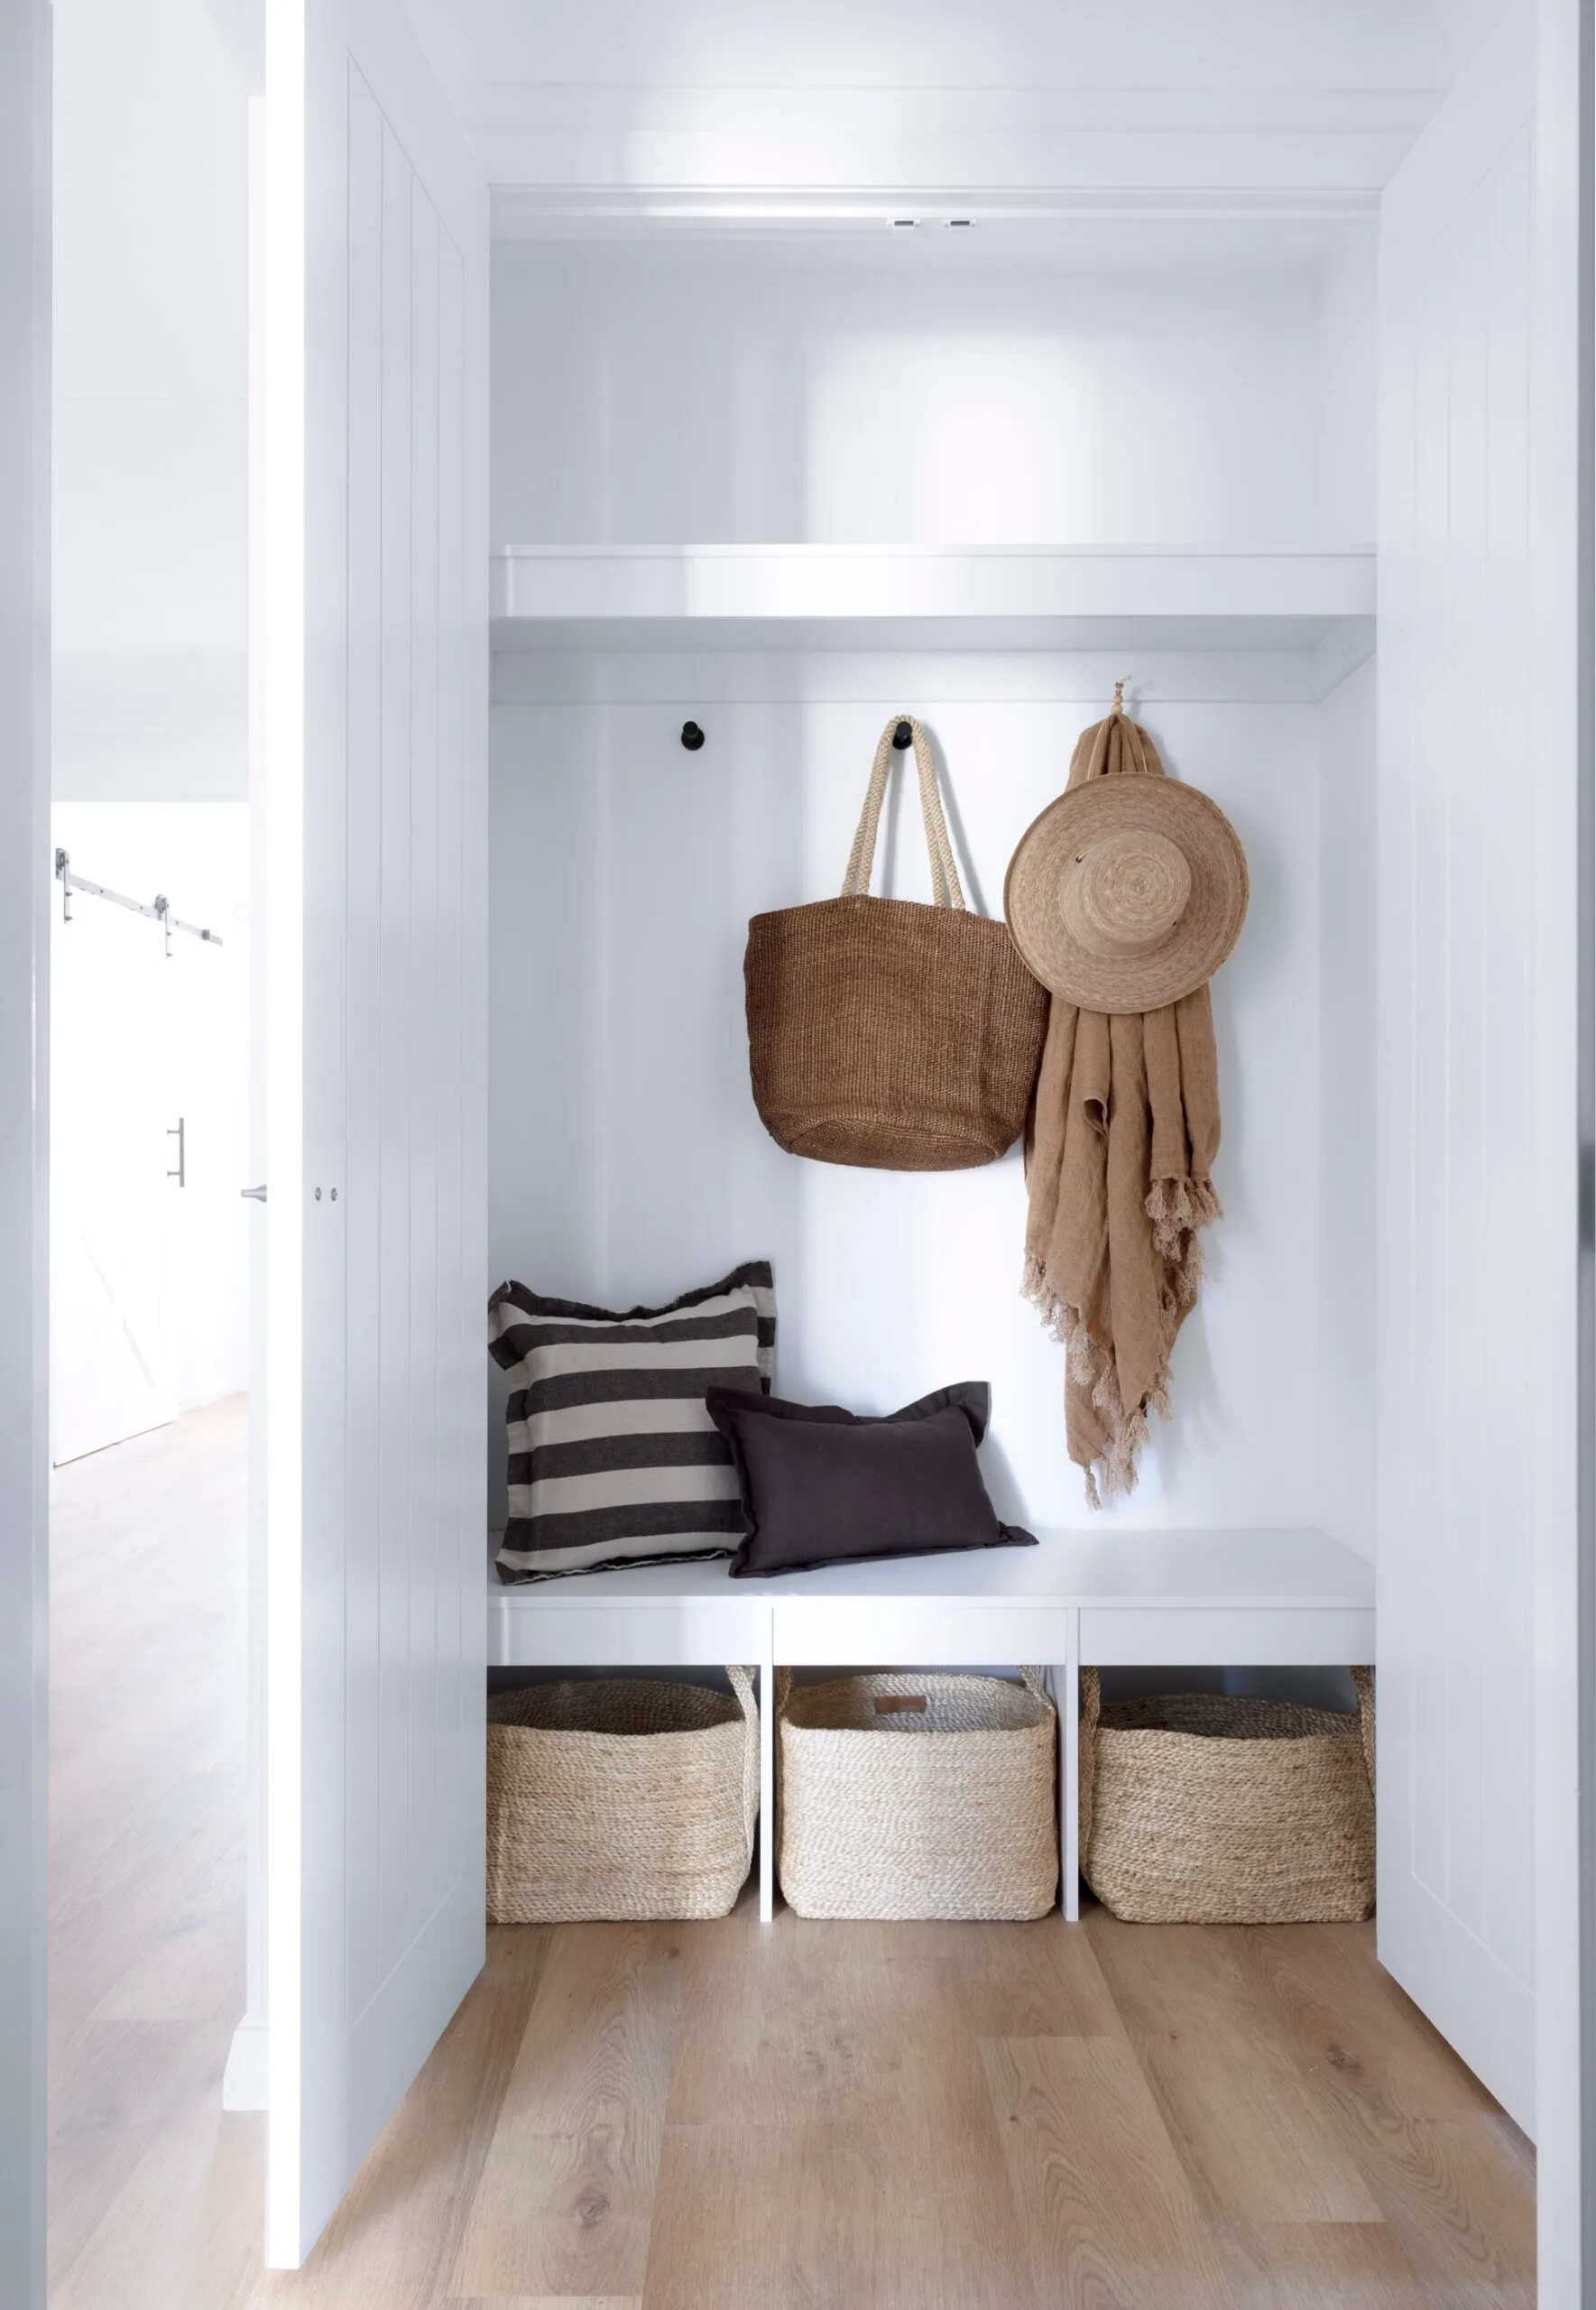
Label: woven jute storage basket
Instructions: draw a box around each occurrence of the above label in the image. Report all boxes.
[1079,1667,1375,1925]
[776,1666,1058,1919]
[744,715,1049,1172]
[486,1668,759,1923]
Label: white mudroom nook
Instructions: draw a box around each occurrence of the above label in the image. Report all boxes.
[252,0,1573,2275]
[4,0,1589,2303]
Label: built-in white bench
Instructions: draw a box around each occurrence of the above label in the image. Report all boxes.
[487,1529,1375,1925]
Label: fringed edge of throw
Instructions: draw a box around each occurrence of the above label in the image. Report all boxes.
[1020,1255,1149,1511]
[1145,1173,1222,1264]
[1023,1175,1222,1511]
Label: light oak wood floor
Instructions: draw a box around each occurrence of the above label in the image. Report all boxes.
[51,1404,1536,2309]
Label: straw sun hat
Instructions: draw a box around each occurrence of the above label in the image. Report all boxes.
[1004,767,1249,1015]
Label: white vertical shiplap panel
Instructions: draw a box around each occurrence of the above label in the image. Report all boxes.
[405,179,443,1945]
[1376,8,1537,2130]
[267,0,487,2264]
[434,216,471,1927]
[374,114,414,1986]
[1478,127,1537,1991]
[339,58,384,2045]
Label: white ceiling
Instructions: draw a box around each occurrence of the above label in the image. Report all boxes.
[402,0,1453,96]
[399,0,1511,235]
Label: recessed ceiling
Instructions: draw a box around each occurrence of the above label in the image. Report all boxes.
[399,0,1502,236]
[401,0,1453,97]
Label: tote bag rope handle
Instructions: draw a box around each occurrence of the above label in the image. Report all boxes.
[841,715,967,910]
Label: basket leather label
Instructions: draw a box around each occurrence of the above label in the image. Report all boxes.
[875,1695,927,1714]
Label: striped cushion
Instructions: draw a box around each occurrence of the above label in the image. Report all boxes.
[488,1261,775,1583]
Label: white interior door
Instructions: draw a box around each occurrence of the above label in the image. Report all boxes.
[1375,3,1552,2139]
[265,0,489,2265]
[0,4,51,2304]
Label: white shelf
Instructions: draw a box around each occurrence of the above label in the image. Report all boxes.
[489,541,1375,658]
[487,1525,1373,1670]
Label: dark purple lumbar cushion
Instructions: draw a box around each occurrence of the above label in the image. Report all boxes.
[704,1379,1037,1579]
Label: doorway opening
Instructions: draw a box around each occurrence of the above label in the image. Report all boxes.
[45,0,260,2301]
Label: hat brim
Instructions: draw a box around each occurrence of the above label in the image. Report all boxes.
[1004,777,1249,1013]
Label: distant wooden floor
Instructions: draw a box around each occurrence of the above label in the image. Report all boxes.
[51,1409,1536,2310]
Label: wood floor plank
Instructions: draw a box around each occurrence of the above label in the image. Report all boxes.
[451,1924,685,2301]
[1211,2220,1430,2306]
[894,1916,1127,2040]
[454,2298,643,2308]
[980,2035,1232,2310]
[83,1835,247,2027]
[640,2120,848,2310]
[1083,1906,1386,2223]
[1129,2026,1383,2225]
[48,2015,242,2302]
[1235,1924,1500,2121]
[654,1915,1038,2310]
[251,1973,541,2310]
[1333,2112,1537,2299]
[50,2101,264,2310]
[663,1911,930,2130]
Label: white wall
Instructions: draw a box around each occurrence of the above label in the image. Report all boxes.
[52,0,249,801]
[488,676,1335,1536]
[492,241,1375,549]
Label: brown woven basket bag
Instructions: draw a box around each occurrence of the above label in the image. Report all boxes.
[1079,1667,1375,1925]
[744,716,1049,1170]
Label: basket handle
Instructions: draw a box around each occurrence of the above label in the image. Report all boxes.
[1352,1665,1374,1791]
[1078,1667,1102,1864]
[841,716,966,910]
[1019,1665,1051,1707]
[726,1666,761,1853]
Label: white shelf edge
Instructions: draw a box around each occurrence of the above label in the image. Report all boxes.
[490,542,1376,630]
[486,1525,1375,1610]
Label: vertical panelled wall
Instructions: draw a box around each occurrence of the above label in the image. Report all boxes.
[1376,17,1537,2128]
[336,59,482,2144]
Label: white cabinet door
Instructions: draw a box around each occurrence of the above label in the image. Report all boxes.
[1376,6,1544,2135]
[264,0,489,2265]
[0,5,51,2305]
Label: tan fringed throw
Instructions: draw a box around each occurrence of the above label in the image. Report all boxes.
[1022,712,1222,1506]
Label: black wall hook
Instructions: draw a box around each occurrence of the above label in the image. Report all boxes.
[680,721,706,751]
[892,719,914,749]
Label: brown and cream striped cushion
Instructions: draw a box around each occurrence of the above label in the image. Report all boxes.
[488,1261,775,1583]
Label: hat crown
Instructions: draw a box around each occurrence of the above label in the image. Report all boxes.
[1058,827,1191,959]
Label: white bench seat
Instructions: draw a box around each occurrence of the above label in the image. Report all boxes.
[486,1527,1374,1923]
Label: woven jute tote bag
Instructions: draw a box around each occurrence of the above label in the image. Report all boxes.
[1079,1667,1375,1925]
[776,1666,1058,1920]
[486,1668,759,1923]
[744,716,1049,1169]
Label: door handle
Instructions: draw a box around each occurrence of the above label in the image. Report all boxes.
[167,1117,185,1187]
[240,1184,267,1203]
